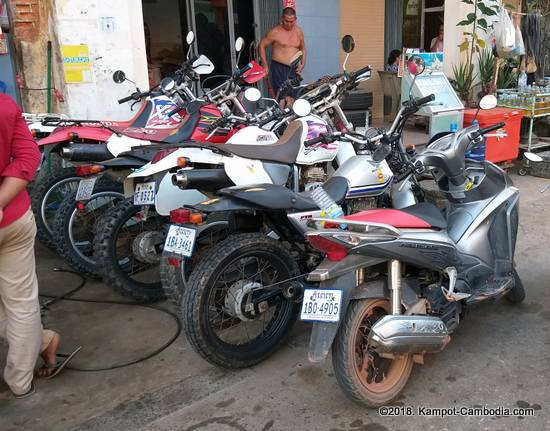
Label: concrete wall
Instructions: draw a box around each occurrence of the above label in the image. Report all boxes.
[53,0,149,120]
[295,0,340,83]
[340,0,385,118]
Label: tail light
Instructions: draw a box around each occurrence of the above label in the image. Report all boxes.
[170,208,190,224]
[168,258,181,268]
[151,148,177,164]
[307,235,349,261]
[76,202,86,212]
[169,208,204,225]
[75,164,104,176]
[67,132,79,141]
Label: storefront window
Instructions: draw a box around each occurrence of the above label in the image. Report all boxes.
[403,0,421,49]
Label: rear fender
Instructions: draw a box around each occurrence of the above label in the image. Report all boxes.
[37,126,112,147]
[307,255,422,363]
[128,147,224,178]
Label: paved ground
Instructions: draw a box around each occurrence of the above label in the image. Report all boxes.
[1,171,550,431]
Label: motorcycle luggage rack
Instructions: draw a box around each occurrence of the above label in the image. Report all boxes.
[306,217,402,236]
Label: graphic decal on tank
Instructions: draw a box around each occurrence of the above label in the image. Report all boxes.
[145,99,183,129]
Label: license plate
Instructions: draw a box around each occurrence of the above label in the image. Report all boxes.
[300,289,343,322]
[134,181,156,205]
[163,225,196,257]
[75,177,98,201]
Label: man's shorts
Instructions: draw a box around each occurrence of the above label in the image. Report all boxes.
[270,60,298,99]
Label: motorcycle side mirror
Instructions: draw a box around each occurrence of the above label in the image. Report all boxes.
[292,99,312,117]
[372,144,391,163]
[290,51,303,71]
[113,70,126,84]
[244,87,262,103]
[186,31,195,45]
[341,35,355,53]
[479,94,497,110]
[160,77,175,92]
[524,152,543,162]
[407,55,425,76]
[341,35,355,71]
[235,37,245,53]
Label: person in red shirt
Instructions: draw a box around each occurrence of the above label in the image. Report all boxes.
[0,94,78,398]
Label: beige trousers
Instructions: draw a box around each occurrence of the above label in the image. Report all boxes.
[0,209,50,395]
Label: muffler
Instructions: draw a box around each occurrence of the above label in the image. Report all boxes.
[60,144,113,162]
[171,169,232,191]
[368,315,450,354]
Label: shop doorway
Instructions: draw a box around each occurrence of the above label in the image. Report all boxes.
[422,0,444,52]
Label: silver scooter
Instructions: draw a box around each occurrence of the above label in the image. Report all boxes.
[301,95,525,406]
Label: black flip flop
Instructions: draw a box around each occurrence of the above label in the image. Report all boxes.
[39,346,82,380]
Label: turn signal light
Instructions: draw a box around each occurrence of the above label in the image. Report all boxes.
[76,202,86,212]
[75,164,104,176]
[170,208,190,224]
[307,235,349,261]
[168,258,181,268]
[189,212,203,225]
[177,157,190,168]
[67,132,79,141]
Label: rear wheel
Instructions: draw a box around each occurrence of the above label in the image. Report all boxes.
[94,198,169,302]
[504,269,526,304]
[53,187,124,277]
[182,233,300,369]
[30,167,80,249]
[332,298,413,407]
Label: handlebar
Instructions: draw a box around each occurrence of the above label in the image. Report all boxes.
[236,62,253,79]
[479,122,505,135]
[351,65,371,80]
[413,94,436,107]
[118,90,151,104]
[304,134,333,147]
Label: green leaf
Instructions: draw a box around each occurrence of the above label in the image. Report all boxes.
[504,3,516,10]
[467,12,477,21]
[457,19,473,26]
[478,18,488,29]
[476,38,487,48]
[459,40,471,52]
[461,0,474,3]
[463,31,473,35]
[478,2,498,15]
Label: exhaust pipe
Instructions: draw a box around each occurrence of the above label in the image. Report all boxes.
[171,169,232,191]
[368,315,450,354]
[60,144,113,162]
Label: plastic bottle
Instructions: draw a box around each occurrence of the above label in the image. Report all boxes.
[450,122,458,133]
[310,186,347,229]
[465,119,486,162]
[518,70,527,90]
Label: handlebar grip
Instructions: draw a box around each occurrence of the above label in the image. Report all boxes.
[237,62,254,78]
[351,65,371,79]
[118,94,134,104]
[259,113,278,127]
[304,134,330,147]
[414,94,436,107]
[168,106,183,118]
[479,122,505,135]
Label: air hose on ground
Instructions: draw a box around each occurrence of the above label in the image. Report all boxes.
[39,268,182,372]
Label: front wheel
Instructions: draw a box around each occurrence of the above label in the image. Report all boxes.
[332,298,413,407]
[504,269,525,304]
[182,233,300,369]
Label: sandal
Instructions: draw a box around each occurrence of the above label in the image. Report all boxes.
[38,346,82,380]
[13,382,35,399]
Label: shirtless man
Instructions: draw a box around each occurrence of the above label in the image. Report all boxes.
[259,7,306,100]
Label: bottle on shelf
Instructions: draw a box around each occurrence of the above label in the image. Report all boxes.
[518,70,528,90]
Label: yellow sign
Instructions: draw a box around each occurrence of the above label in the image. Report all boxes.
[61,45,92,83]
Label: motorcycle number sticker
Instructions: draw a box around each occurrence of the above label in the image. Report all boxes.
[300,289,343,322]
[163,225,196,257]
[134,182,156,206]
[75,177,98,201]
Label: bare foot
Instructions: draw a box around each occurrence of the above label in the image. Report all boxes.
[38,332,60,378]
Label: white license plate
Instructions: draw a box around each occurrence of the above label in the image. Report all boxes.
[163,225,196,257]
[75,177,98,201]
[134,181,156,205]
[300,289,343,322]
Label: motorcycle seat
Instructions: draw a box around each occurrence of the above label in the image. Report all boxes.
[222,121,303,164]
[344,202,447,229]
[219,176,349,211]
